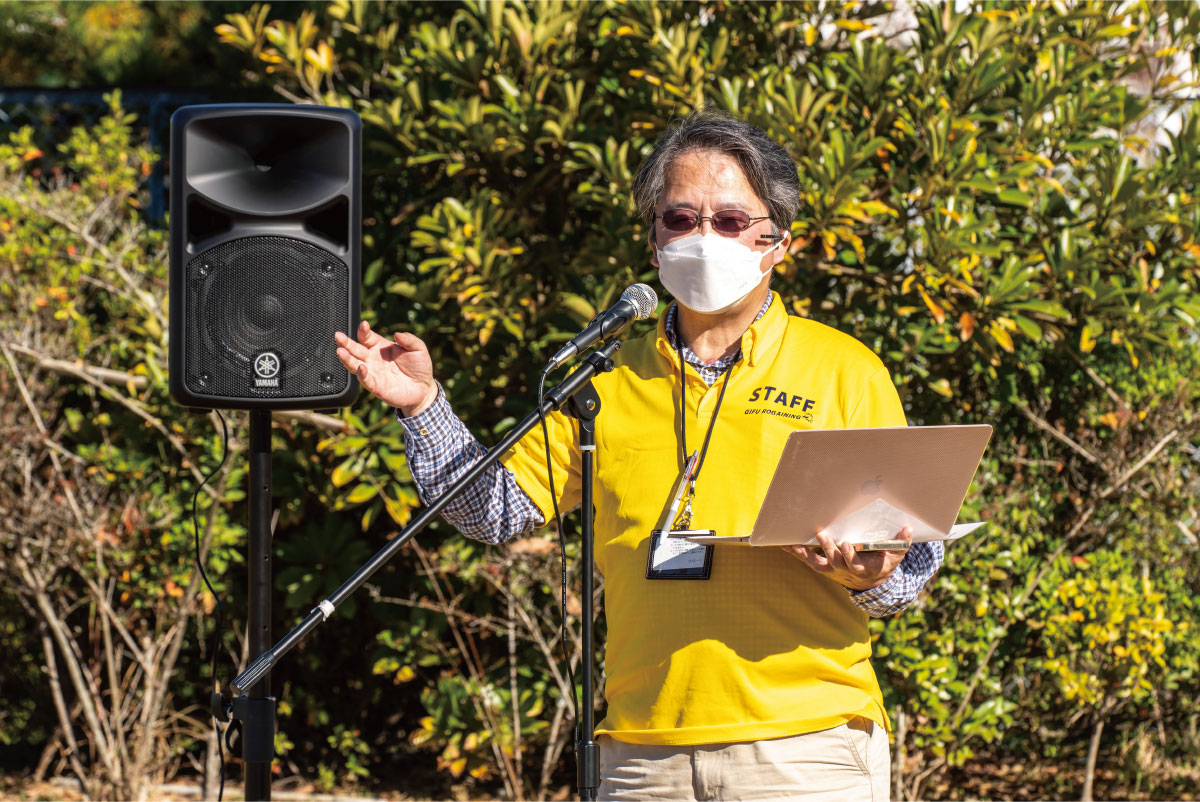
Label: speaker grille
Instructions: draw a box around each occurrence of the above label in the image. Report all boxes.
[183,237,350,401]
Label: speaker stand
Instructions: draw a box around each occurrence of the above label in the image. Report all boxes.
[244,410,276,800]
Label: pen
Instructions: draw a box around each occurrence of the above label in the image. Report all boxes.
[660,450,699,531]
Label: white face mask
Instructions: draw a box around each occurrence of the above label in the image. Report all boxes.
[656,232,781,314]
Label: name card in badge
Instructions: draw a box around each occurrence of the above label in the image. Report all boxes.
[646,529,714,580]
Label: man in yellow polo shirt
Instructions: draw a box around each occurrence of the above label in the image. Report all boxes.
[336,111,940,801]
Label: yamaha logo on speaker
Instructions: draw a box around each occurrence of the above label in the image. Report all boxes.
[253,352,281,387]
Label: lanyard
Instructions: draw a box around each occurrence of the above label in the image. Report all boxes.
[673,340,735,528]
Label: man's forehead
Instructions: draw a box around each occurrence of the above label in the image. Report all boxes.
[666,151,746,181]
[662,152,758,207]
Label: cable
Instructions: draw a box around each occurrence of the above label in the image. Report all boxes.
[537,368,580,734]
[191,409,229,802]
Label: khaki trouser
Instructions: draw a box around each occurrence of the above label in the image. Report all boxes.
[598,718,890,801]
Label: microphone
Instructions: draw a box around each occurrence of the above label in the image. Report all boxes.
[546,283,658,371]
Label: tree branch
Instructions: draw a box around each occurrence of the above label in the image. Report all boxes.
[273,408,350,432]
[5,342,350,432]
[412,543,524,800]
[1015,401,1101,465]
[1,342,88,529]
[1096,430,1178,501]
[5,185,165,329]
[37,626,92,796]
[6,342,149,387]
[1068,350,1132,412]
[17,553,117,779]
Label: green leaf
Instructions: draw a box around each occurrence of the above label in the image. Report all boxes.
[345,483,377,504]
[331,457,361,488]
[996,188,1033,207]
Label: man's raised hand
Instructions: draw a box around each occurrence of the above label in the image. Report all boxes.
[334,321,439,416]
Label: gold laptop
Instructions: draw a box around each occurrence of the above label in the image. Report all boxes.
[675,424,992,547]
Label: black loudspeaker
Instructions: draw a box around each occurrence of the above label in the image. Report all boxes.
[169,104,361,410]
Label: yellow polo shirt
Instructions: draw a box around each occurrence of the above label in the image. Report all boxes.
[501,293,906,745]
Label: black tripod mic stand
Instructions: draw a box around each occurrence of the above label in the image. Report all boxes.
[559,378,601,800]
[221,340,621,801]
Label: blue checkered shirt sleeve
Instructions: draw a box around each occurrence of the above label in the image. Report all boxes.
[396,384,543,544]
[847,541,943,616]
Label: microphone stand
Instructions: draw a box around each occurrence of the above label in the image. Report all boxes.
[560,373,601,801]
[223,340,620,801]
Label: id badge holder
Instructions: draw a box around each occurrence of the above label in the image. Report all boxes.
[645,454,713,580]
[646,529,714,579]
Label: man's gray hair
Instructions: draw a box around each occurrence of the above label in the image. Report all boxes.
[633,110,801,235]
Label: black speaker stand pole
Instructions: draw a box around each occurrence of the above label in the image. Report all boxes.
[243,410,276,800]
[562,386,601,801]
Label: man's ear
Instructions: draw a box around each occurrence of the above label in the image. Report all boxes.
[759,229,790,274]
[770,230,791,267]
[649,226,660,268]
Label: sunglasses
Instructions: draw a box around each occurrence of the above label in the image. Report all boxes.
[654,208,772,235]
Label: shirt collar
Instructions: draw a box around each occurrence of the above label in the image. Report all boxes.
[657,292,783,368]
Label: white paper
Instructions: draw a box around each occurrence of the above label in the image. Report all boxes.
[651,535,709,571]
[803,498,986,546]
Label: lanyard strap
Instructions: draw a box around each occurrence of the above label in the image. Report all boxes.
[675,340,736,493]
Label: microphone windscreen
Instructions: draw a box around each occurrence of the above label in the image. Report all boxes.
[621,283,658,320]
